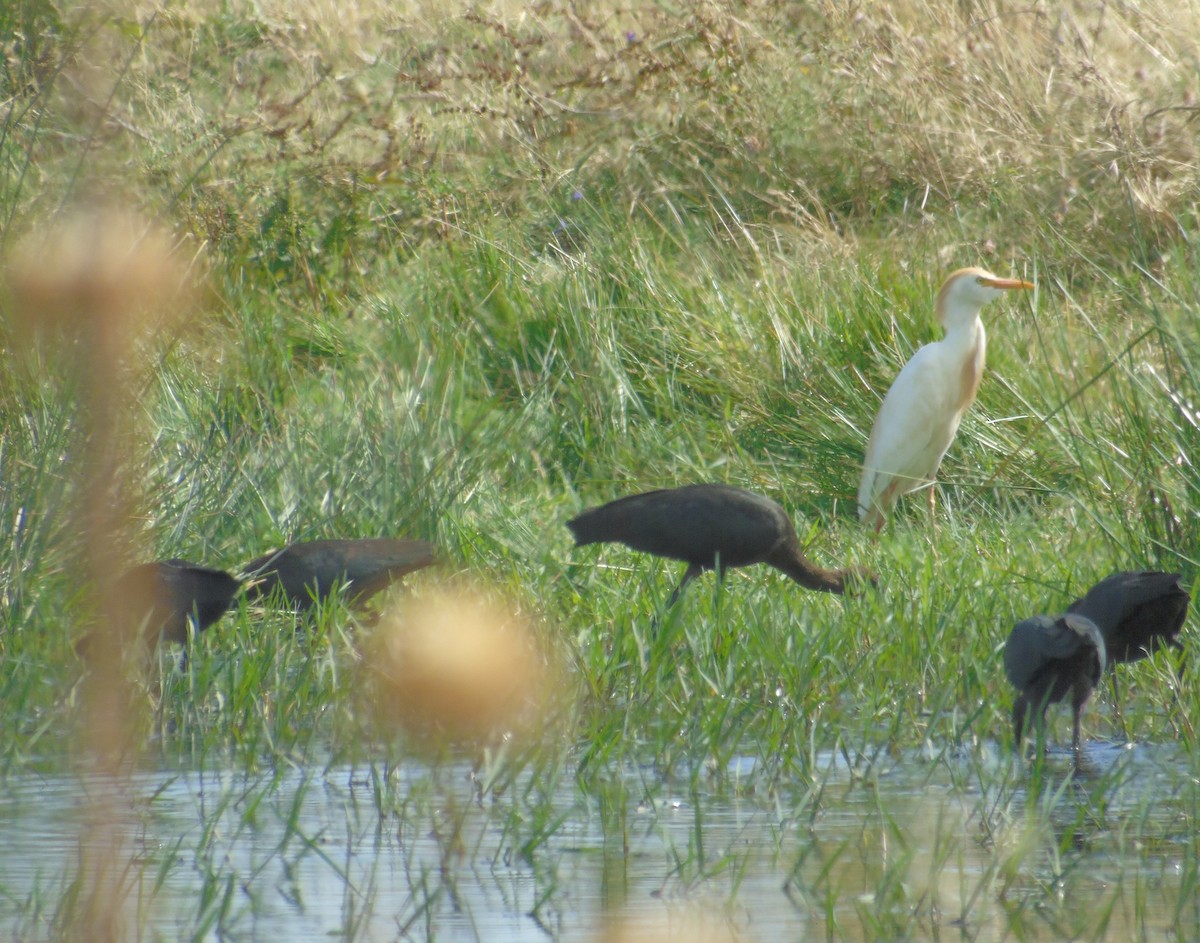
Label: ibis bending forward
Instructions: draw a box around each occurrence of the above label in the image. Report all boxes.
[567,483,874,608]
[243,538,436,610]
[1067,570,1190,669]
[76,560,241,655]
[1004,612,1106,757]
[858,268,1033,530]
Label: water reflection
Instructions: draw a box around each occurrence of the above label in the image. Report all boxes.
[0,742,1197,941]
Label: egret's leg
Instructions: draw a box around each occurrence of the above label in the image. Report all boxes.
[925,482,940,559]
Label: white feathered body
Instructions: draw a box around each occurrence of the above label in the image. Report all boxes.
[857,319,986,526]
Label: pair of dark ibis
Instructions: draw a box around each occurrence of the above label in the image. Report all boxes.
[1003,571,1190,757]
[80,538,436,655]
[566,483,874,606]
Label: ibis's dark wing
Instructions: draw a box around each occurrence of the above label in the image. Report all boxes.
[567,484,791,569]
[1004,614,1094,691]
[1068,571,1185,629]
[1068,570,1189,664]
[156,560,242,631]
[244,538,435,608]
[80,560,240,651]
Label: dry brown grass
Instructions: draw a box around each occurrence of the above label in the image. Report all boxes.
[7,0,1195,282]
[770,0,1200,228]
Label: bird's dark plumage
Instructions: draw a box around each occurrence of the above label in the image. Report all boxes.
[76,559,241,655]
[1066,570,1189,667]
[1004,612,1106,755]
[567,484,873,606]
[242,538,436,610]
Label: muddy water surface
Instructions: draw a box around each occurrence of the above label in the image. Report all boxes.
[1,741,1197,941]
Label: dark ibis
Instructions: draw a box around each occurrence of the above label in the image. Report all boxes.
[1066,570,1189,668]
[75,559,241,655]
[1004,612,1106,758]
[567,484,874,607]
[243,538,436,610]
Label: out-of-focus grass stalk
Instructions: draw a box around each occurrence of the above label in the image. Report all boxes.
[5,207,197,940]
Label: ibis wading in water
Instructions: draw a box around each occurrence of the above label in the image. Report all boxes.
[858,267,1033,530]
[567,483,874,608]
[1004,612,1105,758]
[243,538,436,610]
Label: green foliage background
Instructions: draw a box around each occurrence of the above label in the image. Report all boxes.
[1,0,1198,805]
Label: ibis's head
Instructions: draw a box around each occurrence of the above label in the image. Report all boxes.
[935,266,1034,330]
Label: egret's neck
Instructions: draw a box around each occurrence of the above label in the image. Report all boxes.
[940,303,985,342]
[943,315,986,415]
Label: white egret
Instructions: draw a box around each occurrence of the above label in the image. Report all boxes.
[857,267,1033,530]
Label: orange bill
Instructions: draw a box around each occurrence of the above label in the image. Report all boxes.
[980,275,1034,290]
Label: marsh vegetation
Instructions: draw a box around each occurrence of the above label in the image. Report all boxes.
[2,0,1199,939]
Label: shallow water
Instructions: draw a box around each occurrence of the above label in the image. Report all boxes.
[1,740,1197,941]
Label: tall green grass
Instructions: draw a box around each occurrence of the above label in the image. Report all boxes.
[2,0,1200,937]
